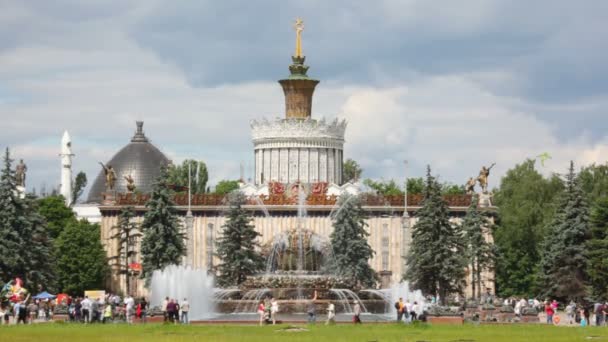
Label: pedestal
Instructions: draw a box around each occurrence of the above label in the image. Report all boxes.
[379,271,392,289]
[478,192,493,207]
[102,190,117,205]
[15,185,25,199]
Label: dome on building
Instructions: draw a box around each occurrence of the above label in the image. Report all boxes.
[87,121,170,203]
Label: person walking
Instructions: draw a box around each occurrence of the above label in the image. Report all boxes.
[166,299,176,324]
[270,298,279,325]
[181,298,190,324]
[140,298,148,324]
[396,298,404,322]
[81,296,91,324]
[566,301,576,325]
[545,301,554,324]
[162,297,169,323]
[257,300,265,326]
[124,295,135,324]
[353,301,362,324]
[103,304,112,324]
[411,301,419,321]
[307,290,318,324]
[325,302,335,325]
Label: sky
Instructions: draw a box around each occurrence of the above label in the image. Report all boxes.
[1,0,607,199]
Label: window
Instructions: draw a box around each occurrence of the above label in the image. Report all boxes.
[382,251,389,271]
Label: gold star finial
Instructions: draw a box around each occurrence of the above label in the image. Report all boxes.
[293,18,304,57]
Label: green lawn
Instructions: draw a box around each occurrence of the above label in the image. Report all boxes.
[1,323,607,342]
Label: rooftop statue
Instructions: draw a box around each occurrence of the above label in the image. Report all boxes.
[465,177,476,195]
[477,163,495,194]
[15,159,27,187]
[124,174,136,193]
[294,17,304,57]
[99,162,117,190]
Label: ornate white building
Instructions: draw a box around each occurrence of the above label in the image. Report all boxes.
[251,55,346,186]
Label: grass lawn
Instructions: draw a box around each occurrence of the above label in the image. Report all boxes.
[1,323,607,342]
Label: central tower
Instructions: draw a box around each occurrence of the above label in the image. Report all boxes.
[251,19,346,186]
[279,18,319,120]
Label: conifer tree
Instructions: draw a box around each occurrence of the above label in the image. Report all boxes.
[110,206,141,294]
[0,148,54,290]
[404,166,466,304]
[587,197,608,299]
[461,195,494,300]
[538,161,590,301]
[215,192,264,287]
[330,194,377,288]
[140,167,186,282]
[0,148,26,283]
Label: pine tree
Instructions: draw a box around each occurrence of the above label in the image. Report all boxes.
[0,148,55,291]
[215,192,265,287]
[587,197,608,300]
[0,148,26,283]
[109,206,141,295]
[140,166,186,282]
[330,194,377,288]
[404,166,466,305]
[538,161,590,301]
[55,220,108,295]
[461,195,495,300]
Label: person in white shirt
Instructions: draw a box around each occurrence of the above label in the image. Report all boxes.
[124,295,135,324]
[325,302,335,325]
[81,296,92,323]
[161,297,169,323]
[181,298,190,324]
[270,298,279,325]
[405,300,413,322]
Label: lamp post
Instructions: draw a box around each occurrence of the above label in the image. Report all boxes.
[185,162,194,267]
[401,160,409,277]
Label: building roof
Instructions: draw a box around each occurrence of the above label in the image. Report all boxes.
[86,121,170,203]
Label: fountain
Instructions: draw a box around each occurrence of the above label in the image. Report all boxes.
[151,190,427,321]
[149,265,215,320]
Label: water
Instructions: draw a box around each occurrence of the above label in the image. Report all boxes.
[330,289,368,313]
[386,281,427,316]
[149,265,215,320]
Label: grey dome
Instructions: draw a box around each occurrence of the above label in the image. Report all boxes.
[87,121,170,203]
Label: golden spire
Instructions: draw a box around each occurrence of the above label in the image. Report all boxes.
[293,18,304,57]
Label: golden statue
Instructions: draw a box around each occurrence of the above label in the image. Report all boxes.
[477,163,496,193]
[124,174,136,193]
[465,177,476,195]
[294,18,304,57]
[99,162,117,190]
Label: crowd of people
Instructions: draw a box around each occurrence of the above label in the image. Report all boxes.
[160,297,190,324]
[394,298,422,323]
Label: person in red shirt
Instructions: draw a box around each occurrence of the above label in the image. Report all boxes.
[545,301,555,324]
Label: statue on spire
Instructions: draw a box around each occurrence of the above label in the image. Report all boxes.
[294,18,304,57]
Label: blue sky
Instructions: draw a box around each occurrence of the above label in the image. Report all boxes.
[1,0,607,198]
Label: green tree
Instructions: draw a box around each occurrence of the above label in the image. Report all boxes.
[330,194,377,287]
[37,195,77,239]
[215,192,265,287]
[407,178,425,194]
[579,163,608,203]
[72,171,87,203]
[55,220,108,295]
[587,196,608,300]
[538,161,590,302]
[363,179,403,196]
[0,148,55,291]
[140,167,186,282]
[404,166,466,304]
[109,206,141,295]
[343,159,363,183]
[441,183,465,195]
[461,195,495,300]
[168,159,209,194]
[493,159,563,297]
[214,180,240,195]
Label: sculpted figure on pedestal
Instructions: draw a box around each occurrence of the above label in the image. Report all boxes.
[15,159,27,187]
